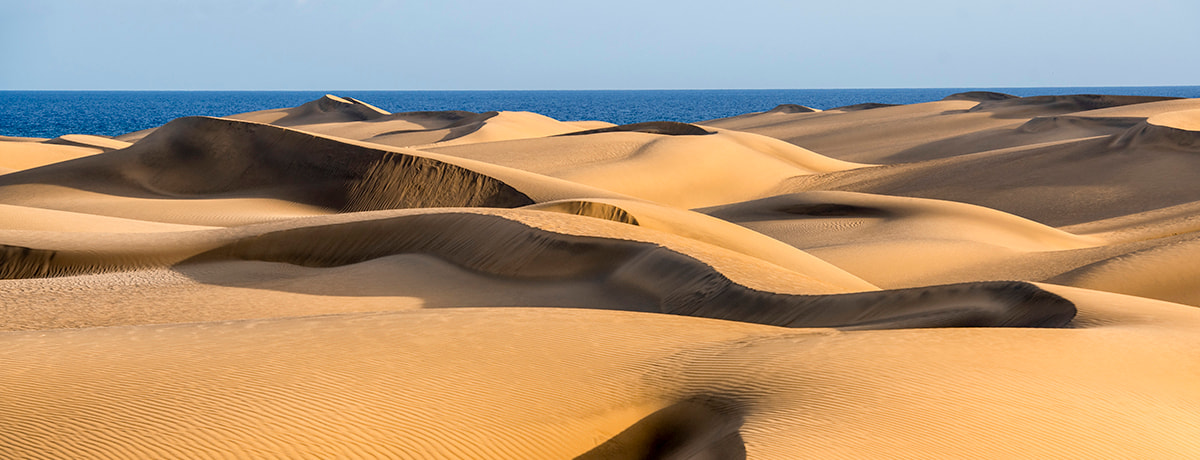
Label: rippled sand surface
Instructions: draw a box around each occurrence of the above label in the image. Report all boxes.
[3,92,1200,458]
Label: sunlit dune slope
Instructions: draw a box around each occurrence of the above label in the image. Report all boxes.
[426,125,865,208]
[4,93,1200,459]
[701,93,1181,163]
[2,294,1198,458]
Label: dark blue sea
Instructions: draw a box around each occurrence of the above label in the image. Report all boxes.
[3,87,1199,138]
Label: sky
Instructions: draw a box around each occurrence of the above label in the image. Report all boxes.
[1,0,1197,90]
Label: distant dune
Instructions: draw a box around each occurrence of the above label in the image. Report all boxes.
[3,93,1200,458]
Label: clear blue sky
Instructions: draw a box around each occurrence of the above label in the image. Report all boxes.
[2,0,1197,90]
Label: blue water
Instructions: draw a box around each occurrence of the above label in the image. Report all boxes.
[3,87,1199,138]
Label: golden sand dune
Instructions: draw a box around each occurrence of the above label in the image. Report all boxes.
[228,94,613,148]
[702,99,1010,163]
[778,118,1200,227]
[0,136,109,173]
[44,133,131,151]
[702,93,1181,163]
[2,207,1071,330]
[2,298,1198,458]
[3,93,1200,458]
[426,124,864,208]
[698,191,1100,285]
[695,191,1200,305]
[526,197,878,290]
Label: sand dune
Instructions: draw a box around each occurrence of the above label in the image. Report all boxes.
[702,93,1182,164]
[941,90,1019,102]
[0,115,637,225]
[1048,235,1200,306]
[44,133,131,150]
[3,206,1072,330]
[225,94,612,148]
[0,136,108,173]
[701,99,1010,163]
[702,103,819,126]
[231,94,391,125]
[4,93,1200,458]
[693,191,1200,301]
[2,295,1197,458]
[117,95,612,148]
[965,94,1179,118]
[426,125,865,208]
[526,197,878,290]
[698,191,1101,286]
[778,120,1200,227]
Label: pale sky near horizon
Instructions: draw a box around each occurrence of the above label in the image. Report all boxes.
[1,0,1197,90]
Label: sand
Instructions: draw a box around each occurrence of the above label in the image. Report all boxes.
[3,93,1200,458]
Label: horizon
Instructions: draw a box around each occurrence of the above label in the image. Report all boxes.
[4,84,1200,92]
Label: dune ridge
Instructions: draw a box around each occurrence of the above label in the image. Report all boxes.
[966,94,1180,117]
[558,121,714,136]
[193,211,1072,329]
[1111,111,1200,150]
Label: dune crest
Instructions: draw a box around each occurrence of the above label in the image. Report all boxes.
[828,102,899,111]
[967,94,1180,118]
[1111,117,1200,150]
[560,121,714,136]
[0,137,109,172]
[1148,108,1200,131]
[766,103,819,113]
[44,134,131,151]
[232,93,390,126]
[942,91,1018,102]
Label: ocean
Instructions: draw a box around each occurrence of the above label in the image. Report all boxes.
[3,87,1199,139]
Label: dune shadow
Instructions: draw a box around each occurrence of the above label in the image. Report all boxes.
[575,397,746,460]
[559,121,713,136]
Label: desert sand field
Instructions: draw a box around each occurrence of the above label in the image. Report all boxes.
[2,92,1200,458]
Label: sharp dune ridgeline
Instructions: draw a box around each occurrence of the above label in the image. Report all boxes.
[2,93,1200,458]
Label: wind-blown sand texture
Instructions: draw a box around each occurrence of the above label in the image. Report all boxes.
[3,92,1200,458]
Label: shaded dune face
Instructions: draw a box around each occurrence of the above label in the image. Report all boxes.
[699,191,1096,252]
[881,115,1146,163]
[941,91,1019,102]
[0,245,56,279]
[765,103,818,114]
[0,116,535,211]
[827,102,898,111]
[1112,118,1200,151]
[966,94,1181,118]
[783,128,1200,227]
[700,104,819,125]
[699,93,1187,165]
[528,200,642,225]
[363,111,500,142]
